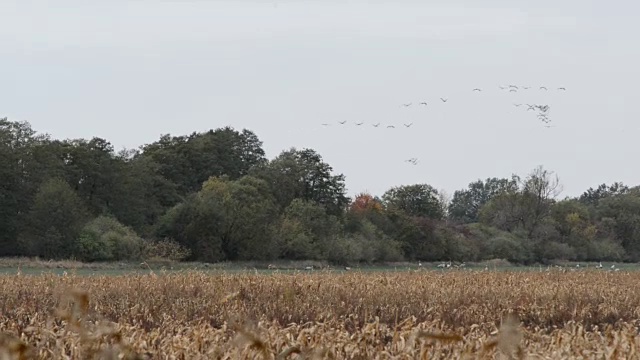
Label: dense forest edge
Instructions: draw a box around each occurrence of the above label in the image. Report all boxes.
[1,118,638,265]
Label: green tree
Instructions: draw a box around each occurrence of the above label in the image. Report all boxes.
[479,166,561,237]
[276,199,340,260]
[77,216,146,262]
[61,137,121,215]
[595,189,640,260]
[449,176,519,223]
[579,182,629,207]
[141,127,266,195]
[518,166,562,237]
[382,184,444,219]
[251,148,349,216]
[156,175,279,262]
[109,153,181,235]
[464,223,533,263]
[0,119,59,255]
[19,178,90,259]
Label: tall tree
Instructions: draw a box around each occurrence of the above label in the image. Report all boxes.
[579,182,629,207]
[140,127,266,195]
[0,119,49,255]
[251,148,349,216]
[276,199,340,260]
[19,178,90,259]
[382,184,444,219]
[595,189,640,261]
[156,175,279,262]
[449,176,520,223]
[519,166,563,236]
[478,166,562,237]
[61,137,120,215]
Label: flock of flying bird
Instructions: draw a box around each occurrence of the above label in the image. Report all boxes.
[321,120,416,129]
[314,84,567,165]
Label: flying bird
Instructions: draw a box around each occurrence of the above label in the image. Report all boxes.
[440,98,448,102]
[522,86,531,89]
[513,103,522,107]
[499,86,507,90]
[402,103,412,107]
[539,86,548,90]
[508,85,519,89]
[472,88,482,92]
[338,121,347,124]
[557,87,566,90]
[404,123,413,128]
[321,123,330,126]
[419,101,428,106]
[405,158,418,165]
[387,125,395,128]
[355,122,364,126]
[509,89,517,92]
[372,123,380,127]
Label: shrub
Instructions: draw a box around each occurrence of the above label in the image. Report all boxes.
[77,216,145,262]
[142,238,192,262]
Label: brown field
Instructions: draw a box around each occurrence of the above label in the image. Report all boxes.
[0,269,639,359]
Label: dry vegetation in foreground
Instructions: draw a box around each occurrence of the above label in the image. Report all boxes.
[1,270,639,359]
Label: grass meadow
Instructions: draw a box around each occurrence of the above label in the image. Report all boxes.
[1,266,639,359]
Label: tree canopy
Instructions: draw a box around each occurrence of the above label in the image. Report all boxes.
[1,117,639,264]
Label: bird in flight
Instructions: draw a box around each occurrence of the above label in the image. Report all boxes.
[509,89,517,92]
[473,88,482,92]
[419,101,428,106]
[509,85,519,89]
[440,98,448,102]
[321,123,330,126]
[539,86,548,90]
[405,158,418,165]
[372,123,380,127]
[499,86,507,90]
[402,103,412,107]
[387,125,395,128]
[513,103,522,107]
[557,87,566,90]
[526,105,536,111]
[522,86,531,89]
[338,121,347,124]
[355,122,364,126]
[404,123,413,128]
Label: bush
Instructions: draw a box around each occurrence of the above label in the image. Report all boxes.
[585,238,626,261]
[464,223,533,263]
[485,235,532,263]
[326,220,404,264]
[537,241,577,261]
[142,238,192,262]
[77,216,145,262]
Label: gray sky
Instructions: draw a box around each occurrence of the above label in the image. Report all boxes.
[2,0,639,199]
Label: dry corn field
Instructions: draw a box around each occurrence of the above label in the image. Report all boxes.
[1,270,640,359]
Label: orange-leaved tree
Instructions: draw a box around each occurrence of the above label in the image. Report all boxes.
[349,192,384,214]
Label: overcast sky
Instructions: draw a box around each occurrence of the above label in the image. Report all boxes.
[2,0,639,198]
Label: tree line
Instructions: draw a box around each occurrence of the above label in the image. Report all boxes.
[1,118,639,264]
